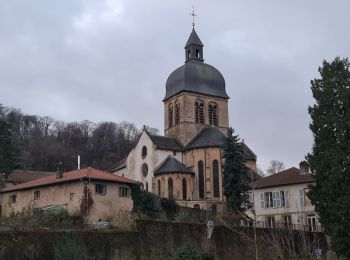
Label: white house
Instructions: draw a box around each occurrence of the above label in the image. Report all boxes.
[247,162,321,232]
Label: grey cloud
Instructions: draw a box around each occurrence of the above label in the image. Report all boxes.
[1,0,349,171]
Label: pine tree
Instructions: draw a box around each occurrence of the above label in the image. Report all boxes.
[0,119,20,184]
[307,57,350,258]
[222,127,249,213]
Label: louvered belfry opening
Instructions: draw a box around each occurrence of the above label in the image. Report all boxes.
[168,104,173,127]
[195,101,204,123]
[208,103,218,126]
[175,102,180,125]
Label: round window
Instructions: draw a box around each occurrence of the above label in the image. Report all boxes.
[142,163,148,177]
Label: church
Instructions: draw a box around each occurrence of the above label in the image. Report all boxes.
[112,27,257,212]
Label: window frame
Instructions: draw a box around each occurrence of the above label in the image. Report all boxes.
[9,195,17,204]
[174,101,180,125]
[208,103,218,126]
[141,163,148,178]
[34,190,40,200]
[95,183,107,196]
[195,100,204,123]
[141,146,147,159]
[119,187,129,197]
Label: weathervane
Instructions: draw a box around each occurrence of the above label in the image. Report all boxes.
[189,6,197,28]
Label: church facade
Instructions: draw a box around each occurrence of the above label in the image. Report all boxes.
[112,28,257,212]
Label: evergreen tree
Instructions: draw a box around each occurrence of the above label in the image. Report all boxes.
[0,119,20,183]
[222,127,249,212]
[307,57,350,258]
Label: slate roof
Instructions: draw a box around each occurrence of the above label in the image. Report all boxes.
[186,127,225,149]
[109,159,127,172]
[7,170,56,184]
[164,60,229,101]
[1,168,137,193]
[247,169,261,182]
[154,156,194,175]
[186,127,257,162]
[242,142,257,161]
[251,167,314,189]
[148,133,183,151]
[185,28,203,47]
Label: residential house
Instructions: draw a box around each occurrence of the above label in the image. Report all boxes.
[247,162,320,231]
[0,167,136,224]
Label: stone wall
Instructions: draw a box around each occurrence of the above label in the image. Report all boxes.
[0,220,328,260]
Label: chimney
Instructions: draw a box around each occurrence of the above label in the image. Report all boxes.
[56,162,65,179]
[78,155,80,171]
[299,161,309,175]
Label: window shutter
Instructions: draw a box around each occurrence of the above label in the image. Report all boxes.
[299,189,305,206]
[272,192,277,208]
[276,192,281,208]
[285,190,290,208]
[260,193,265,209]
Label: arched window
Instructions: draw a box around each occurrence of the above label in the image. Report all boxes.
[158,180,161,196]
[198,161,205,199]
[168,104,173,127]
[141,163,148,177]
[213,160,220,198]
[142,146,147,158]
[175,102,180,125]
[168,178,173,199]
[195,101,204,123]
[146,182,148,191]
[209,103,218,126]
[182,178,187,200]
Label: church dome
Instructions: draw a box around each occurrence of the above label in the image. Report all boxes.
[163,29,229,101]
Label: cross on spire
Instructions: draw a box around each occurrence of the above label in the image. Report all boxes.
[189,7,197,28]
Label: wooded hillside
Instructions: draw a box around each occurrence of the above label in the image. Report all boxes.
[0,103,157,172]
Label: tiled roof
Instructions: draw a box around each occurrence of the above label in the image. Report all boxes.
[148,133,183,151]
[1,168,137,193]
[154,156,194,175]
[252,167,314,189]
[7,170,56,184]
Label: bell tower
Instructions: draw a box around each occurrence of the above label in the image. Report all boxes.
[163,28,230,146]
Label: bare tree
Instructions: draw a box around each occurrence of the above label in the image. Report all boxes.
[267,160,285,175]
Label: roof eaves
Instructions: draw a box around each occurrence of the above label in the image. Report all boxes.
[253,179,315,190]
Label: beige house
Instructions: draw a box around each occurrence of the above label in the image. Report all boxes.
[247,162,321,232]
[112,27,259,212]
[0,167,136,224]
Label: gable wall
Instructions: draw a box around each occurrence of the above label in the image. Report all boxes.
[114,131,182,193]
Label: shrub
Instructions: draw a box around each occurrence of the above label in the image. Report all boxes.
[171,243,213,260]
[54,234,87,260]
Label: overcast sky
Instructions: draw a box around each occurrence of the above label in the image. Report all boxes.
[1,0,349,172]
